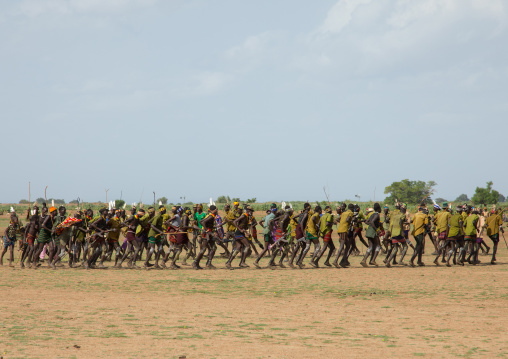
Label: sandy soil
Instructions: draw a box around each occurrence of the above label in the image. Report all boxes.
[0,243,506,359]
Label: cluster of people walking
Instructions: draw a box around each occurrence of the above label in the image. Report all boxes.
[1,200,503,270]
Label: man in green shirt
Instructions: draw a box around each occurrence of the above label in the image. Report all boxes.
[144,205,166,269]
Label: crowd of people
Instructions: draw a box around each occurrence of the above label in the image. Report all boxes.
[1,200,504,270]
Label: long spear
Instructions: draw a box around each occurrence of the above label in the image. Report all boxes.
[501,231,508,250]
[26,182,31,220]
[44,186,48,204]
[323,186,331,206]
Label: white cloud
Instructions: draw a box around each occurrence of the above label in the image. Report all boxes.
[226,32,275,58]
[317,0,372,35]
[190,72,231,96]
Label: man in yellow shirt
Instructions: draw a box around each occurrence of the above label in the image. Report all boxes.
[410,207,429,267]
[302,206,321,268]
[484,209,503,264]
[434,204,452,265]
[314,206,335,267]
[332,203,354,268]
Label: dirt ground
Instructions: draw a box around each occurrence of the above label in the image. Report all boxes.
[0,242,507,359]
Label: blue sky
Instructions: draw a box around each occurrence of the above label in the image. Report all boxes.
[1,0,507,204]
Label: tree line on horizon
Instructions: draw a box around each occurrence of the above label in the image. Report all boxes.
[14,180,503,207]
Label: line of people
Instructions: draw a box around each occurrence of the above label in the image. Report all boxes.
[1,200,503,269]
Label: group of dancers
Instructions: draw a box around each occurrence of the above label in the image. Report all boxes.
[1,200,503,270]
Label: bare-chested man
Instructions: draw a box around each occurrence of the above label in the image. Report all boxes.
[21,206,39,268]
[117,208,145,269]
[225,206,253,269]
[32,206,57,269]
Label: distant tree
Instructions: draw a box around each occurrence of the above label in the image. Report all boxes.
[156,197,168,205]
[454,194,469,202]
[471,181,500,205]
[217,196,228,203]
[499,194,506,203]
[68,199,79,204]
[231,198,241,203]
[115,199,126,208]
[18,199,28,204]
[246,198,257,203]
[384,179,437,205]
[435,198,448,205]
[35,197,45,204]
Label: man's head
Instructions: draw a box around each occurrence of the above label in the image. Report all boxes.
[303,203,311,211]
[58,206,66,216]
[233,202,239,209]
[137,208,146,216]
[49,206,58,216]
[209,205,218,215]
[197,204,203,213]
[86,209,93,218]
[315,205,322,214]
[99,207,108,217]
[159,205,166,214]
[348,203,354,212]
[224,203,231,211]
[457,206,463,213]
[324,205,331,213]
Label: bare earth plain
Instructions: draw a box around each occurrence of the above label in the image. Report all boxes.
[0,218,507,358]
